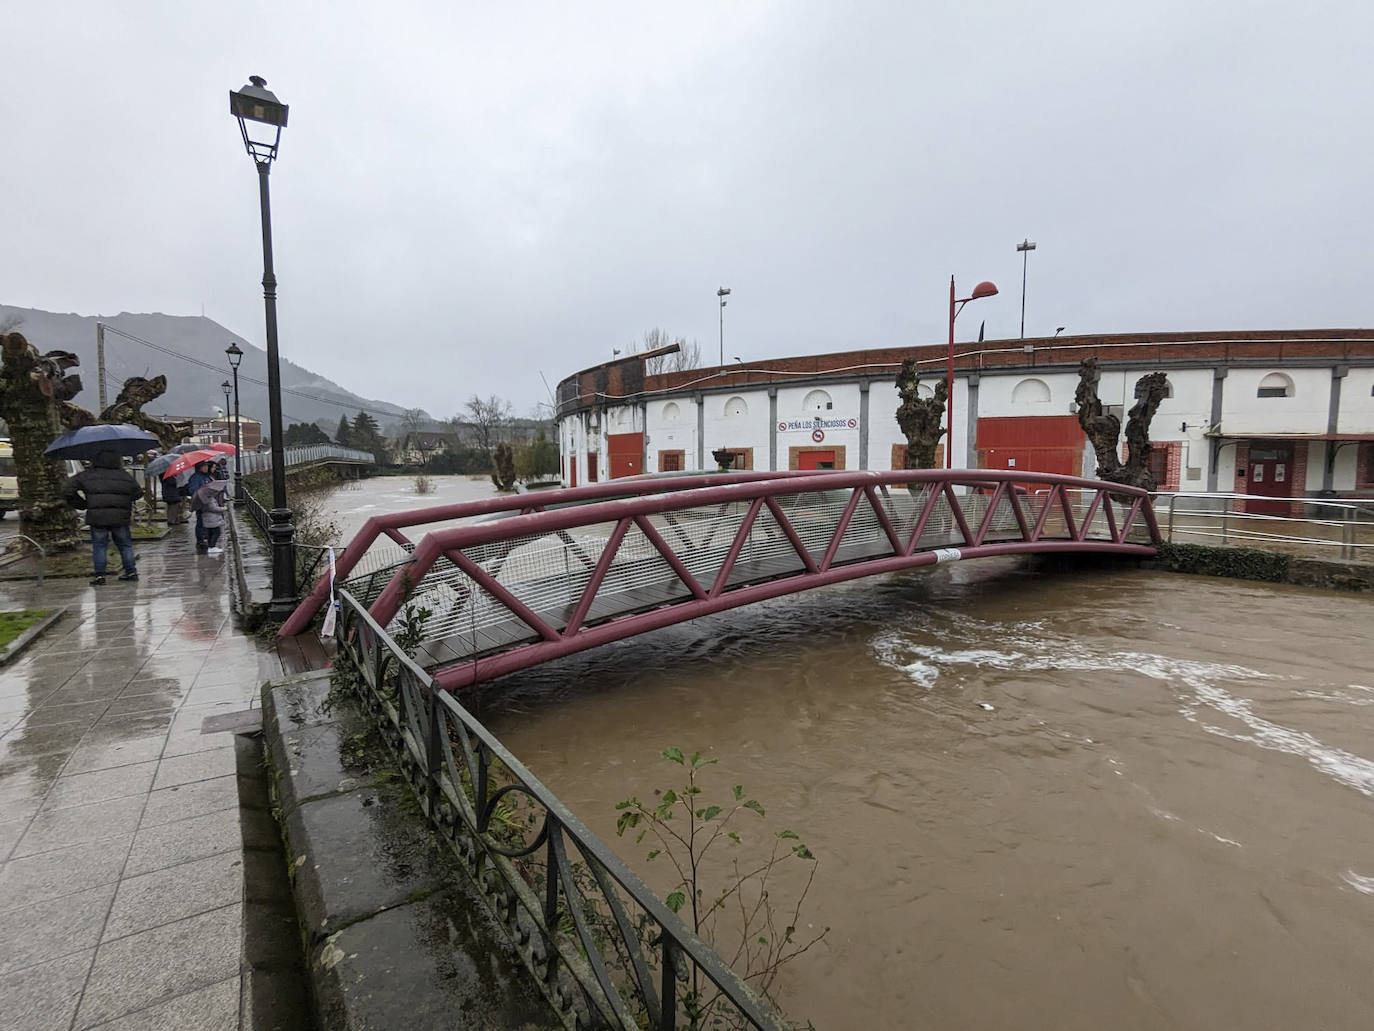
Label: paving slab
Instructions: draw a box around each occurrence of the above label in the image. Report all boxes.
[0,519,301,1030]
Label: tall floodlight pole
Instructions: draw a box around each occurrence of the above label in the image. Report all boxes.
[717,287,731,367]
[226,343,243,500]
[947,277,999,469]
[230,75,295,617]
[1016,238,1036,339]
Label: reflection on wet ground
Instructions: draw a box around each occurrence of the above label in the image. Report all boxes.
[0,519,273,1029]
[482,560,1374,1029]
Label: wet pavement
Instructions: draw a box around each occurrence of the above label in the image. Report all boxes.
[0,519,277,1030]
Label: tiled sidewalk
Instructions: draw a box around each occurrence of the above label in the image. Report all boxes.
[0,522,278,1030]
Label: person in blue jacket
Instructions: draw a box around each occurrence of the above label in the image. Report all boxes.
[186,461,214,551]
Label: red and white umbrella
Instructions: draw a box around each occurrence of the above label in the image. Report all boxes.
[160,449,222,480]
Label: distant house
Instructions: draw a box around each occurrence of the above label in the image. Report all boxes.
[395,431,462,465]
[160,414,263,450]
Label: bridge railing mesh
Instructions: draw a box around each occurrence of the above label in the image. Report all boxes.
[394,478,1096,663]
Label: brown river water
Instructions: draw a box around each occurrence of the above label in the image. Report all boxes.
[328,476,1374,1029]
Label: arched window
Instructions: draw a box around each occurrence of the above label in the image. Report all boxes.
[1011,378,1051,404]
[662,402,681,421]
[724,396,748,418]
[802,389,833,413]
[1257,373,1294,398]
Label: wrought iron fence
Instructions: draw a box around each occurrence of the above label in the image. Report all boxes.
[335,589,788,1031]
[240,490,271,538]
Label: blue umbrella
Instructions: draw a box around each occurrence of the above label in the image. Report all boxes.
[45,424,160,461]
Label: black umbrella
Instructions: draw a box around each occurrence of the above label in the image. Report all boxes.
[44,424,160,461]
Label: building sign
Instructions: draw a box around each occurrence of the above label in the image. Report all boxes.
[777,417,857,433]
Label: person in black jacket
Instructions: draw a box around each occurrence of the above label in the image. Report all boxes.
[63,450,142,585]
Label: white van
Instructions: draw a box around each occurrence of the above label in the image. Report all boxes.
[0,440,83,519]
[0,441,17,518]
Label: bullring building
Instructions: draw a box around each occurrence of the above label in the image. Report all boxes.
[555,329,1374,515]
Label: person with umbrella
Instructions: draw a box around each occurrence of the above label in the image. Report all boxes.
[160,462,189,525]
[187,461,215,551]
[194,473,231,555]
[62,450,142,585]
[45,425,160,586]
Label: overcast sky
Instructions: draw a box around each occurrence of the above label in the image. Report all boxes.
[3,1,1371,416]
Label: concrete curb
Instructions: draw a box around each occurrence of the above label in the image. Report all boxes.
[228,506,271,630]
[0,605,66,665]
[260,672,557,1030]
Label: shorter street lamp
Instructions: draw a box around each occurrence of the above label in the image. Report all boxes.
[947,277,999,469]
[225,343,243,499]
[221,381,232,442]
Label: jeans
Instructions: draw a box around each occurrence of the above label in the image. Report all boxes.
[92,525,136,576]
[205,525,222,549]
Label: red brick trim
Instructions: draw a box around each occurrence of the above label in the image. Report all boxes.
[1358,443,1374,490]
[788,445,847,470]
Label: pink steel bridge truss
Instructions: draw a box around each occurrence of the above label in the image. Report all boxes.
[284,470,1160,692]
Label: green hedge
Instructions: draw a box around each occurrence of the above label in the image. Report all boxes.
[1152,541,1290,582]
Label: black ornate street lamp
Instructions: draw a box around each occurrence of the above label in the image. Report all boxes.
[225,342,244,500]
[230,75,295,616]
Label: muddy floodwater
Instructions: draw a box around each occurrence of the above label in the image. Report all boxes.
[327,477,1374,1029]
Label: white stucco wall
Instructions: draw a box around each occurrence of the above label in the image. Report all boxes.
[703,389,771,468]
[1338,368,1374,434]
[1221,368,1332,434]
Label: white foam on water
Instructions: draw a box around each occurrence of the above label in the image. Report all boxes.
[1200,829,1242,848]
[1341,871,1374,895]
[872,612,1374,799]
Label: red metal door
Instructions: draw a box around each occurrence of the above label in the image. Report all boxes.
[799,450,836,470]
[586,452,599,483]
[976,416,1083,483]
[1245,446,1292,515]
[607,432,644,479]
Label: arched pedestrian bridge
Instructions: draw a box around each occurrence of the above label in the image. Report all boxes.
[281,470,1160,690]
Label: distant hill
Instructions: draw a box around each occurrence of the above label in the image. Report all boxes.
[0,305,417,432]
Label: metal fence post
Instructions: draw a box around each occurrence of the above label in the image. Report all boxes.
[1167,496,1176,542]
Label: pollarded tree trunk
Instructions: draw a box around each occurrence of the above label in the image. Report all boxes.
[895,358,947,469]
[1074,357,1168,489]
[0,332,90,550]
[99,375,190,450]
[491,441,517,492]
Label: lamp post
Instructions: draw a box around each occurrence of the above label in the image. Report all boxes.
[225,342,243,500]
[230,75,295,616]
[221,381,232,438]
[717,287,731,367]
[1016,239,1036,339]
[947,277,999,469]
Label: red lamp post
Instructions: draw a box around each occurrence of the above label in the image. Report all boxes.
[946,276,998,468]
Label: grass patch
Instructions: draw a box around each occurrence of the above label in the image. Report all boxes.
[0,609,52,649]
